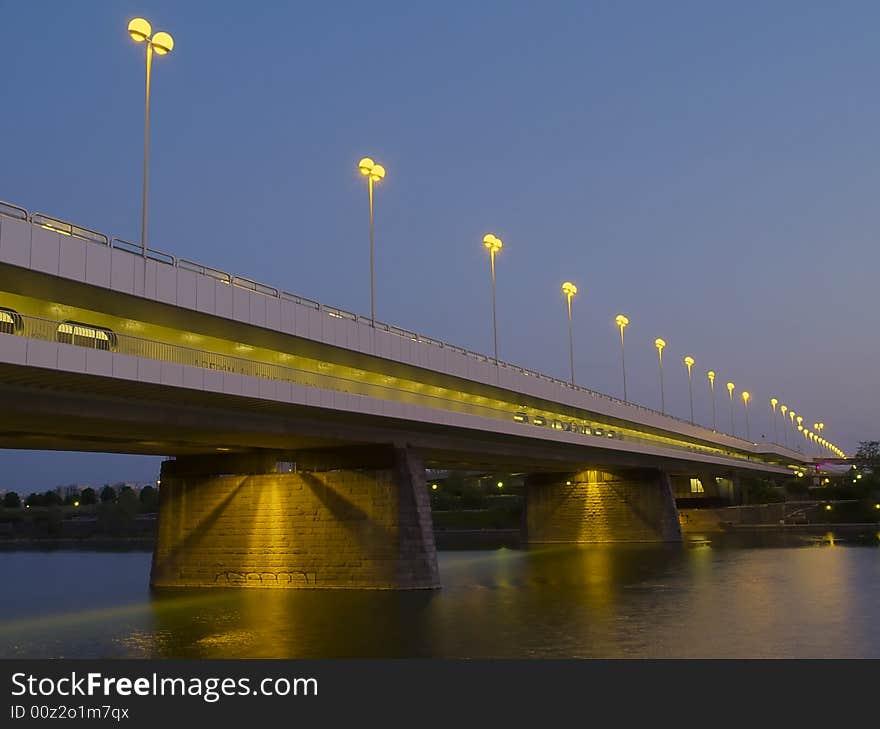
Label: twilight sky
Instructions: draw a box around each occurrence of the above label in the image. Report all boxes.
[1,1,878,491]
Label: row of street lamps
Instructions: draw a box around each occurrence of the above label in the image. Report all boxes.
[124,18,844,459]
[475,238,844,457]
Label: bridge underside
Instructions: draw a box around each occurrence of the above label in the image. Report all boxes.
[0,365,785,590]
[151,449,684,590]
[0,365,791,476]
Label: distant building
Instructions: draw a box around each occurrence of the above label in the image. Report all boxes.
[54,484,84,500]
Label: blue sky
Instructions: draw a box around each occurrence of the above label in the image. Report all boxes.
[1,1,877,490]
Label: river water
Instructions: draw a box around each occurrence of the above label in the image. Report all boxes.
[1,533,879,658]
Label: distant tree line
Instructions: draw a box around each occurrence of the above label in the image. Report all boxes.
[1,484,158,512]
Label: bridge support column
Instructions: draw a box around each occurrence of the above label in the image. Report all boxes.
[524,468,682,543]
[151,447,439,590]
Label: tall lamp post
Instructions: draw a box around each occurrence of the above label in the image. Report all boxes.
[780,404,788,447]
[770,398,779,444]
[683,355,695,424]
[483,234,503,363]
[561,282,578,385]
[654,338,666,414]
[127,18,174,255]
[789,410,797,450]
[615,314,629,401]
[707,370,717,430]
[726,381,736,435]
[742,391,751,440]
[357,157,386,325]
[814,423,826,456]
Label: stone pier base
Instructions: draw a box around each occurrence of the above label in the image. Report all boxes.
[150,448,439,590]
[525,468,682,544]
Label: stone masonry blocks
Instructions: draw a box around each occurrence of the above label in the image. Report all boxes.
[151,448,439,590]
[525,467,682,544]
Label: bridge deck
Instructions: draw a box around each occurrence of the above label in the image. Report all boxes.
[0,201,810,474]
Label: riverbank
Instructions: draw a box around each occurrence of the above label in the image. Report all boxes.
[0,536,154,551]
[2,502,877,551]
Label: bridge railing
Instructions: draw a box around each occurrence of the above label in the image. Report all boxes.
[178,258,232,284]
[31,212,109,247]
[0,198,771,452]
[0,309,777,466]
[0,201,28,221]
[111,238,177,266]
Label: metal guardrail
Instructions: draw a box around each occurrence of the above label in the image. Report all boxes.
[110,237,177,265]
[0,198,807,456]
[281,290,320,310]
[31,213,108,246]
[177,258,231,284]
[233,275,278,297]
[0,310,773,465]
[0,201,28,221]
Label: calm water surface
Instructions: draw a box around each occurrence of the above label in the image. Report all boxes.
[2,534,879,658]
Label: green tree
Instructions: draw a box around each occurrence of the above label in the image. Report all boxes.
[854,441,880,470]
[100,485,117,503]
[42,490,62,507]
[45,505,64,536]
[139,485,159,512]
[98,487,139,535]
[25,492,45,508]
[2,492,21,508]
[80,487,97,505]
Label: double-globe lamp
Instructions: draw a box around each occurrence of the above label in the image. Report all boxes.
[358,157,386,325]
[561,282,578,385]
[615,315,629,402]
[683,355,695,424]
[654,338,667,413]
[483,234,503,363]
[127,18,174,254]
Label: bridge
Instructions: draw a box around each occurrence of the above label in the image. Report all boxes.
[0,200,812,590]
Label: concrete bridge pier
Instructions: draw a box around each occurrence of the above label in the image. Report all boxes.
[150,447,439,590]
[524,468,683,544]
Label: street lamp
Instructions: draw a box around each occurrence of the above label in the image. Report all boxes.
[741,391,751,440]
[615,314,629,402]
[683,355,695,424]
[707,370,717,430]
[654,338,666,413]
[127,17,174,255]
[770,398,778,444]
[561,282,578,385]
[780,404,788,448]
[358,157,386,325]
[483,234,503,363]
[726,381,736,435]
